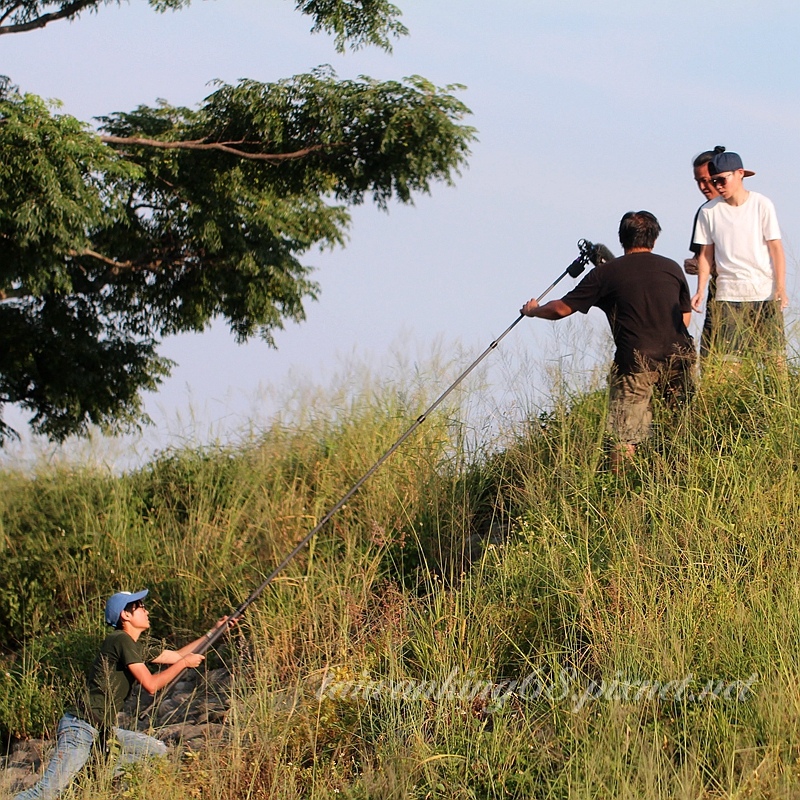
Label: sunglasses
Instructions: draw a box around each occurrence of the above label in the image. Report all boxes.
[125,599,146,612]
[710,172,735,188]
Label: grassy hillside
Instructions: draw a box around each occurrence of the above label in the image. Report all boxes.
[2,356,800,799]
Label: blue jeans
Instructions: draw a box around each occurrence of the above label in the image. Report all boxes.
[13,713,167,800]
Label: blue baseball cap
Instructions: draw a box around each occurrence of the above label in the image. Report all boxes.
[105,589,149,626]
[709,151,755,178]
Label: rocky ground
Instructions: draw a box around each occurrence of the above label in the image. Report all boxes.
[1,667,231,797]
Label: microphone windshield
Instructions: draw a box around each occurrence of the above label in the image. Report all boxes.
[590,242,615,267]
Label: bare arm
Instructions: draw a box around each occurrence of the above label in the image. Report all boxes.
[152,637,210,665]
[691,244,714,312]
[150,651,181,666]
[767,239,788,309]
[520,298,576,320]
[127,655,205,695]
[151,616,235,665]
[683,312,692,329]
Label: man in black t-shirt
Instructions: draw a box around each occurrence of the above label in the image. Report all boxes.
[521,211,695,468]
[683,148,721,358]
[14,590,230,800]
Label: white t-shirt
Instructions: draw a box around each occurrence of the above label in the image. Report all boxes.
[694,191,782,302]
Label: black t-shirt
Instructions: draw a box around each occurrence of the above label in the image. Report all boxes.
[561,251,694,373]
[689,206,703,256]
[69,630,145,727]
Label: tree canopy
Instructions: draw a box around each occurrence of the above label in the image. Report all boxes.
[0,0,408,49]
[0,1,475,443]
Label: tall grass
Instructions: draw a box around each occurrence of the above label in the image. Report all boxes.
[3,351,800,798]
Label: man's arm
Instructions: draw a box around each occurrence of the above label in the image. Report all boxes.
[151,649,196,666]
[767,239,788,309]
[127,654,205,695]
[520,298,576,319]
[691,244,714,312]
[152,617,235,665]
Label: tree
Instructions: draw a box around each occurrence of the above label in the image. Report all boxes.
[0,0,408,48]
[0,2,475,443]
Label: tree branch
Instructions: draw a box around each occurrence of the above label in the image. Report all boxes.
[0,2,25,26]
[71,248,201,293]
[0,248,132,300]
[0,0,100,35]
[77,248,133,272]
[99,134,345,162]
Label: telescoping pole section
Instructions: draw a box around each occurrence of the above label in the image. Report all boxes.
[192,240,607,656]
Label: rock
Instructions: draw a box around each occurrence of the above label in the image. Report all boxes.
[5,739,47,771]
[158,723,225,750]
[203,708,229,725]
[1,739,51,794]
[1,765,38,794]
[201,668,231,691]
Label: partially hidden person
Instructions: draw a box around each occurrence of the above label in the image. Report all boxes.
[684,147,722,358]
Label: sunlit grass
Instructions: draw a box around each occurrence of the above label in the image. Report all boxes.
[3,345,800,798]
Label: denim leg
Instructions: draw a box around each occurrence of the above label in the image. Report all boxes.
[13,714,96,800]
[112,727,167,766]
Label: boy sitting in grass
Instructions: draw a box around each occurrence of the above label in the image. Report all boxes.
[13,589,228,800]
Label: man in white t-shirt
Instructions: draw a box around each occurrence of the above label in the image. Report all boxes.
[690,150,787,358]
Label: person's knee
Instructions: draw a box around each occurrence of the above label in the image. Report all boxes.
[112,728,167,760]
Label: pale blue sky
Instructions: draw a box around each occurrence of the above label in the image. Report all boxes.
[4,0,800,463]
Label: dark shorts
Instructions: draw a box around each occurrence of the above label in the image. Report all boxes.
[709,300,785,360]
[607,357,694,445]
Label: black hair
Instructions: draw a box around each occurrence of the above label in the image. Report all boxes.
[693,145,725,168]
[618,211,661,251]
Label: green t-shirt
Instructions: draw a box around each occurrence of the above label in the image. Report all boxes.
[79,630,145,727]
